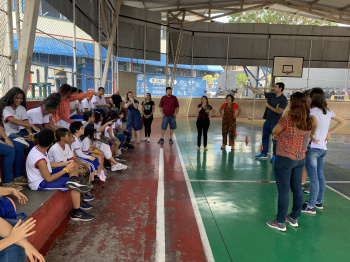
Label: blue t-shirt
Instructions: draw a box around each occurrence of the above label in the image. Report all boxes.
[263,92,288,123]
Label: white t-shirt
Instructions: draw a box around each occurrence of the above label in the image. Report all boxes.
[115,119,122,129]
[104,126,113,139]
[94,122,102,140]
[48,142,74,162]
[27,106,51,126]
[2,105,28,136]
[91,95,106,109]
[26,146,52,190]
[81,137,92,153]
[80,98,92,111]
[70,100,79,116]
[310,107,336,150]
[71,135,90,159]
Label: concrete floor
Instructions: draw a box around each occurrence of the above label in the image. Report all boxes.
[43,118,350,262]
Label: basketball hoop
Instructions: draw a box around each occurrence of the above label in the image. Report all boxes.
[285,71,294,76]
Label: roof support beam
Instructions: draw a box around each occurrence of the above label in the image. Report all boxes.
[280,0,350,25]
[183,3,269,27]
[101,0,110,36]
[156,0,272,12]
[339,4,350,12]
[101,0,122,88]
[15,0,40,93]
[170,11,186,88]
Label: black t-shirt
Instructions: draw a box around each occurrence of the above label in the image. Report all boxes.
[142,101,155,115]
[263,92,288,123]
[110,94,123,109]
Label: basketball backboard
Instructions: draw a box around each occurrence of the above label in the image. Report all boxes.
[272,57,304,78]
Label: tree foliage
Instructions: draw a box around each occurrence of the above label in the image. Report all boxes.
[203,73,220,85]
[229,10,338,26]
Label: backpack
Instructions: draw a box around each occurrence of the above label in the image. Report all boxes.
[0,197,27,220]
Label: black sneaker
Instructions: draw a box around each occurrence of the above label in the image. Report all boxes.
[266,219,287,231]
[114,156,126,162]
[286,215,298,227]
[84,193,95,202]
[80,200,93,210]
[127,143,135,149]
[70,209,95,221]
[66,176,92,194]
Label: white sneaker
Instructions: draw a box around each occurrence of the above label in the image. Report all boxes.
[13,137,30,149]
[117,149,122,155]
[113,163,126,171]
[147,137,151,142]
[141,138,147,141]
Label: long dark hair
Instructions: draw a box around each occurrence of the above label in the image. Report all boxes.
[0,87,26,126]
[58,84,72,98]
[145,93,152,102]
[80,123,95,142]
[310,88,328,115]
[94,111,102,124]
[38,93,61,113]
[289,92,312,131]
[126,91,133,102]
[200,96,211,114]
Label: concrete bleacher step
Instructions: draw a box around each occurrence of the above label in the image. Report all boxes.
[9,187,73,250]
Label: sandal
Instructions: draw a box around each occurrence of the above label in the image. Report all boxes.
[14,176,28,185]
[2,182,23,191]
[221,145,226,149]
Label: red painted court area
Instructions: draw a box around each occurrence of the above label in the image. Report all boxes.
[42,119,207,261]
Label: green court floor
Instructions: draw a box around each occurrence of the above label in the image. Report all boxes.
[175,118,350,262]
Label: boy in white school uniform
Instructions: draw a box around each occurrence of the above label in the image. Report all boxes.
[26,129,94,221]
[80,97,93,112]
[48,128,95,208]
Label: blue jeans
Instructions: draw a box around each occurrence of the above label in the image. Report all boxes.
[262,121,277,156]
[8,129,35,152]
[116,133,126,148]
[69,114,84,120]
[305,147,327,208]
[0,219,26,262]
[124,130,131,143]
[161,116,177,130]
[274,155,305,223]
[0,139,24,183]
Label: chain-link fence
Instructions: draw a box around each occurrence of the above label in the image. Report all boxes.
[0,0,10,97]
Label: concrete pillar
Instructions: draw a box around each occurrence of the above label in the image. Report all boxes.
[15,0,40,93]
[94,42,102,90]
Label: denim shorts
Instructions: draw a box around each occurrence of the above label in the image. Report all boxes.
[161,116,177,130]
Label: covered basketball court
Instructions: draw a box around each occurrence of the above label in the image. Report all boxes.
[3,1,350,261]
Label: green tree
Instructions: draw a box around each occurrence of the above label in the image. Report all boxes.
[236,73,250,92]
[229,10,338,26]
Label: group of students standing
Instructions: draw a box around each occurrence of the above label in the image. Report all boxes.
[243,82,346,231]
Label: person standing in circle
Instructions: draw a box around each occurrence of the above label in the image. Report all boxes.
[196,96,216,151]
[125,91,142,144]
[158,87,179,144]
[141,93,155,142]
[219,94,241,150]
[266,92,317,231]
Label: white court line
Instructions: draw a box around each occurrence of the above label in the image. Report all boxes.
[174,134,215,262]
[326,185,350,201]
[190,180,350,184]
[156,148,165,262]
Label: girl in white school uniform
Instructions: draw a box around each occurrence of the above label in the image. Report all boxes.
[82,124,127,172]
[0,87,41,151]
[27,93,61,131]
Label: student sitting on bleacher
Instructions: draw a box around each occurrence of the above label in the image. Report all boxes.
[83,123,127,172]
[80,97,93,113]
[69,122,102,187]
[0,187,45,261]
[48,128,95,211]
[0,87,41,151]
[26,129,94,221]
[27,93,61,131]
[0,126,25,190]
